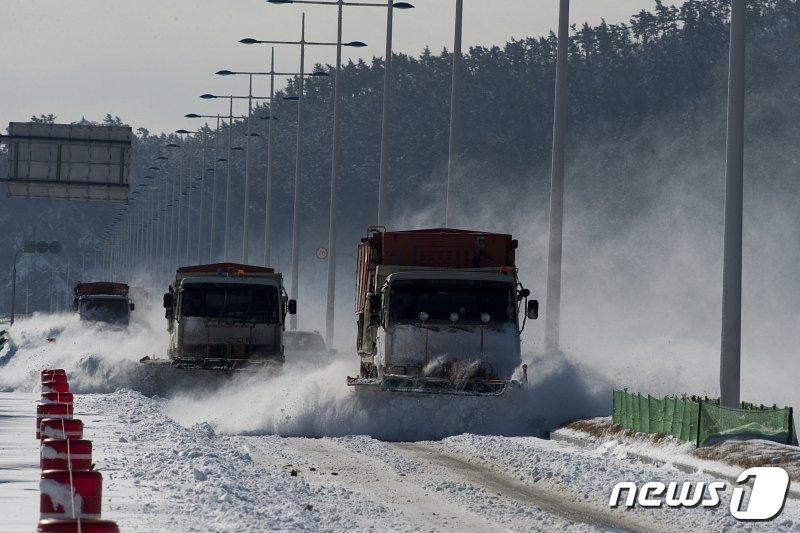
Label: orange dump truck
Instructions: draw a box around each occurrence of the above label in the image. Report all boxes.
[348,227,538,396]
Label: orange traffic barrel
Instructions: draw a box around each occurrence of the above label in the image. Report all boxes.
[39,419,84,441]
[40,470,103,520]
[36,404,73,439]
[37,519,119,533]
[41,392,74,406]
[40,439,93,471]
[41,369,67,381]
[42,381,70,394]
[42,373,68,384]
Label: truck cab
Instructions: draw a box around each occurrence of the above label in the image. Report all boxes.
[73,282,134,326]
[350,228,538,396]
[163,263,296,370]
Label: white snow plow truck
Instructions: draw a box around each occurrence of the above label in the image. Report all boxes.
[73,282,134,326]
[160,263,296,370]
[347,228,538,396]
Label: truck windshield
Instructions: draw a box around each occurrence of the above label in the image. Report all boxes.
[79,298,129,323]
[179,285,279,323]
[388,280,516,325]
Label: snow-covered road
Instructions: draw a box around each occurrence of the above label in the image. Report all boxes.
[248,436,645,531]
[0,392,41,531]
[3,315,800,531]
[6,389,797,531]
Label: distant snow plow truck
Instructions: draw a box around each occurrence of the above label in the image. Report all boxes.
[159,263,296,370]
[347,228,538,396]
[73,282,134,326]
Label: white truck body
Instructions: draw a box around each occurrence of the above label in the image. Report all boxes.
[374,271,521,380]
[164,266,293,370]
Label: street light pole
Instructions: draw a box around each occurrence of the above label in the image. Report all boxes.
[170,142,184,269]
[324,0,345,346]
[225,96,233,260]
[377,0,394,225]
[544,0,570,356]
[198,94,271,263]
[245,9,362,330]
[161,160,172,275]
[185,141,194,264]
[264,49,277,268]
[211,116,220,262]
[265,0,381,338]
[186,114,235,263]
[289,13,307,331]
[243,75,254,264]
[10,249,22,325]
[218,63,326,270]
[720,0,746,408]
[197,133,208,264]
[444,0,463,227]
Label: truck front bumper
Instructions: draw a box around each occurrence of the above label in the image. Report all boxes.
[346,374,514,396]
[170,356,284,371]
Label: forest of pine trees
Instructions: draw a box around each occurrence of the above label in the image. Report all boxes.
[2,0,799,313]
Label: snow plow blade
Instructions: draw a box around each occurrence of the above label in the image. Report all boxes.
[140,356,282,372]
[346,374,512,396]
[168,357,283,371]
[136,357,282,397]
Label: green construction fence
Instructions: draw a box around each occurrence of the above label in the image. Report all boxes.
[612,389,797,447]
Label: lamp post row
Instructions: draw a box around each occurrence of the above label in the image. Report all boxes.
[107,0,412,343]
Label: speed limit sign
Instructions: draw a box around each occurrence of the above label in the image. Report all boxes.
[315,247,329,260]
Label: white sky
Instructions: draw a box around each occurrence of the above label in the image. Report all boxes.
[1,1,681,134]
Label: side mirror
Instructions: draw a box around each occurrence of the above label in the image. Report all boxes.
[518,288,530,301]
[162,293,172,309]
[129,302,136,312]
[165,308,173,320]
[526,300,539,320]
[368,293,380,311]
[287,299,297,315]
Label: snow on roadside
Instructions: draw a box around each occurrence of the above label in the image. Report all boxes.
[163,352,606,441]
[0,311,166,394]
[426,433,800,531]
[81,390,414,532]
[558,417,800,484]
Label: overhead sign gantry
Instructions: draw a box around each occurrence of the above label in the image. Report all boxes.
[0,122,132,202]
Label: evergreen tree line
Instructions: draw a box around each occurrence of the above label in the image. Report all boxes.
[2,0,798,313]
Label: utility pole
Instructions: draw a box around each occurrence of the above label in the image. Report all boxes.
[444,0,463,227]
[720,0,746,408]
[544,0,570,356]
